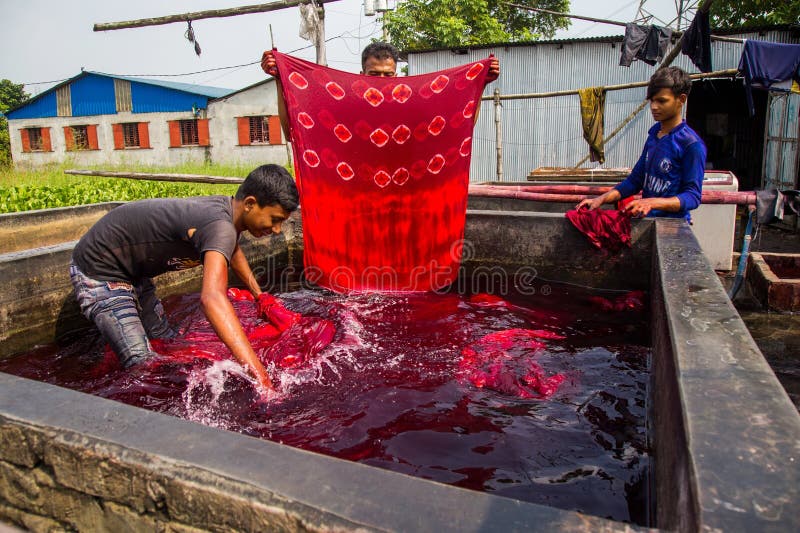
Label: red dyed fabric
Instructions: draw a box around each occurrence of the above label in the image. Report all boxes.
[566,209,632,251]
[460,329,566,399]
[589,290,646,313]
[273,51,492,292]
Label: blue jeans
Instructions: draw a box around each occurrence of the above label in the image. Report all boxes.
[69,261,176,368]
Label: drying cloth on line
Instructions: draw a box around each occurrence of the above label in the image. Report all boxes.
[578,87,606,164]
[738,40,800,116]
[273,51,492,292]
[565,209,632,251]
[681,10,712,73]
[620,24,673,67]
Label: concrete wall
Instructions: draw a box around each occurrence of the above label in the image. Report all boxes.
[207,80,289,167]
[0,207,798,532]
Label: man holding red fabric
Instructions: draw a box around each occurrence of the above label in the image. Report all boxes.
[70,164,299,391]
[261,41,500,138]
[577,67,706,220]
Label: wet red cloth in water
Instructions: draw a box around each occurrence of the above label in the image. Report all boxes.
[273,51,492,292]
[101,289,337,381]
[460,328,566,399]
[566,209,632,251]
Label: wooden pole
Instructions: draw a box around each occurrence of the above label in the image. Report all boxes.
[316,3,327,66]
[65,169,244,185]
[494,88,504,182]
[94,0,341,32]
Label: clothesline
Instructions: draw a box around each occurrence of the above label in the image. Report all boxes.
[480,68,738,101]
[503,2,743,44]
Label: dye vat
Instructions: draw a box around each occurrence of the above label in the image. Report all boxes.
[0,206,798,532]
[748,252,800,311]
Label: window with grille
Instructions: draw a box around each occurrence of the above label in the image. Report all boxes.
[27,128,43,151]
[249,116,269,144]
[71,126,89,150]
[122,123,140,147]
[179,120,199,145]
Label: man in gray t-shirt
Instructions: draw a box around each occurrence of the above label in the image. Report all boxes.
[70,164,299,391]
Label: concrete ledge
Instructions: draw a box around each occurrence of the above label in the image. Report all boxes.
[0,373,633,532]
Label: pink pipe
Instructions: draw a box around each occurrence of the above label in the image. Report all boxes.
[468,185,756,206]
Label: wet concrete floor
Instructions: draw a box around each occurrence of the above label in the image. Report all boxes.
[725,219,800,410]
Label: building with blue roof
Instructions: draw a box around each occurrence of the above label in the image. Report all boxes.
[6,71,286,168]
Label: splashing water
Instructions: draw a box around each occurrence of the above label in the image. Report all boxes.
[0,283,651,525]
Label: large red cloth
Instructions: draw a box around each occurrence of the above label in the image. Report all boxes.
[565,209,632,251]
[273,51,492,292]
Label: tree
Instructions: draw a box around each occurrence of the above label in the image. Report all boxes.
[0,79,30,167]
[383,0,570,52]
[711,0,800,28]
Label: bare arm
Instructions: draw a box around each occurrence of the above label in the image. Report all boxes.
[201,250,272,390]
[576,189,622,211]
[230,244,262,299]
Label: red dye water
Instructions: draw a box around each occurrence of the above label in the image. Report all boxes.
[0,284,651,525]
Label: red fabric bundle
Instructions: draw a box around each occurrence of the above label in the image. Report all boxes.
[273,51,492,292]
[459,328,566,399]
[566,209,632,251]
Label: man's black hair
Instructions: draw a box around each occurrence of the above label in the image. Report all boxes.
[647,66,692,100]
[235,164,299,212]
[361,41,399,70]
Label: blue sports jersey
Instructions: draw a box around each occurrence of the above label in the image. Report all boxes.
[615,121,707,220]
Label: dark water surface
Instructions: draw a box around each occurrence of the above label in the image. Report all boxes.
[0,284,652,525]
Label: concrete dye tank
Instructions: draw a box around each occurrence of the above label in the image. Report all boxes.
[0,204,797,532]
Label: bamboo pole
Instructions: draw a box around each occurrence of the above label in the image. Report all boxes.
[494,88,504,182]
[94,0,341,32]
[480,68,737,101]
[65,169,244,185]
[502,1,743,43]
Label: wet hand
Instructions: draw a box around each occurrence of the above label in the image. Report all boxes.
[261,50,278,77]
[486,59,500,83]
[623,198,654,218]
[576,197,603,211]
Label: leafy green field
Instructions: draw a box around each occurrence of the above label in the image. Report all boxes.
[0,163,253,213]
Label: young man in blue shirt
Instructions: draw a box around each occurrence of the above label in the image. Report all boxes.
[577,67,707,220]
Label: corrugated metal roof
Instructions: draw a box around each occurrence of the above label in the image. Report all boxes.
[6,71,233,119]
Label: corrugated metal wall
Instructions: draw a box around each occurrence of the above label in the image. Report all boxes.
[409,29,799,182]
[5,92,57,120]
[70,75,117,117]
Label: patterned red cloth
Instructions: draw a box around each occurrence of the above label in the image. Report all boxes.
[273,51,492,292]
[565,209,632,251]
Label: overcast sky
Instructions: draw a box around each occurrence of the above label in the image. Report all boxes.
[2,0,684,96]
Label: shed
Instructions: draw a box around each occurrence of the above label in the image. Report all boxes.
[407,25,800,191]
[5,72,288,169]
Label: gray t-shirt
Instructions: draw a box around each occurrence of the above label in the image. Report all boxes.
[73,196,237,282]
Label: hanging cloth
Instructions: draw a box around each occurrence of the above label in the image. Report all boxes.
[738,40,800,116]
[565,209,632,251]
[578,87,606,164]
[681,10,712,73]
[273,51,492,292]
[620,24,673,67]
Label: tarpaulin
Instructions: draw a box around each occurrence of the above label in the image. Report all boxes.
[273,51,492,292]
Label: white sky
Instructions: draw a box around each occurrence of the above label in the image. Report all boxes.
[1,0,687,96]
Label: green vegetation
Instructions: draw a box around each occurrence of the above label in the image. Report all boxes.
[0,163,247,213]
[711,0,800,29]
[0,79,30,168]
[384,0,569,51]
